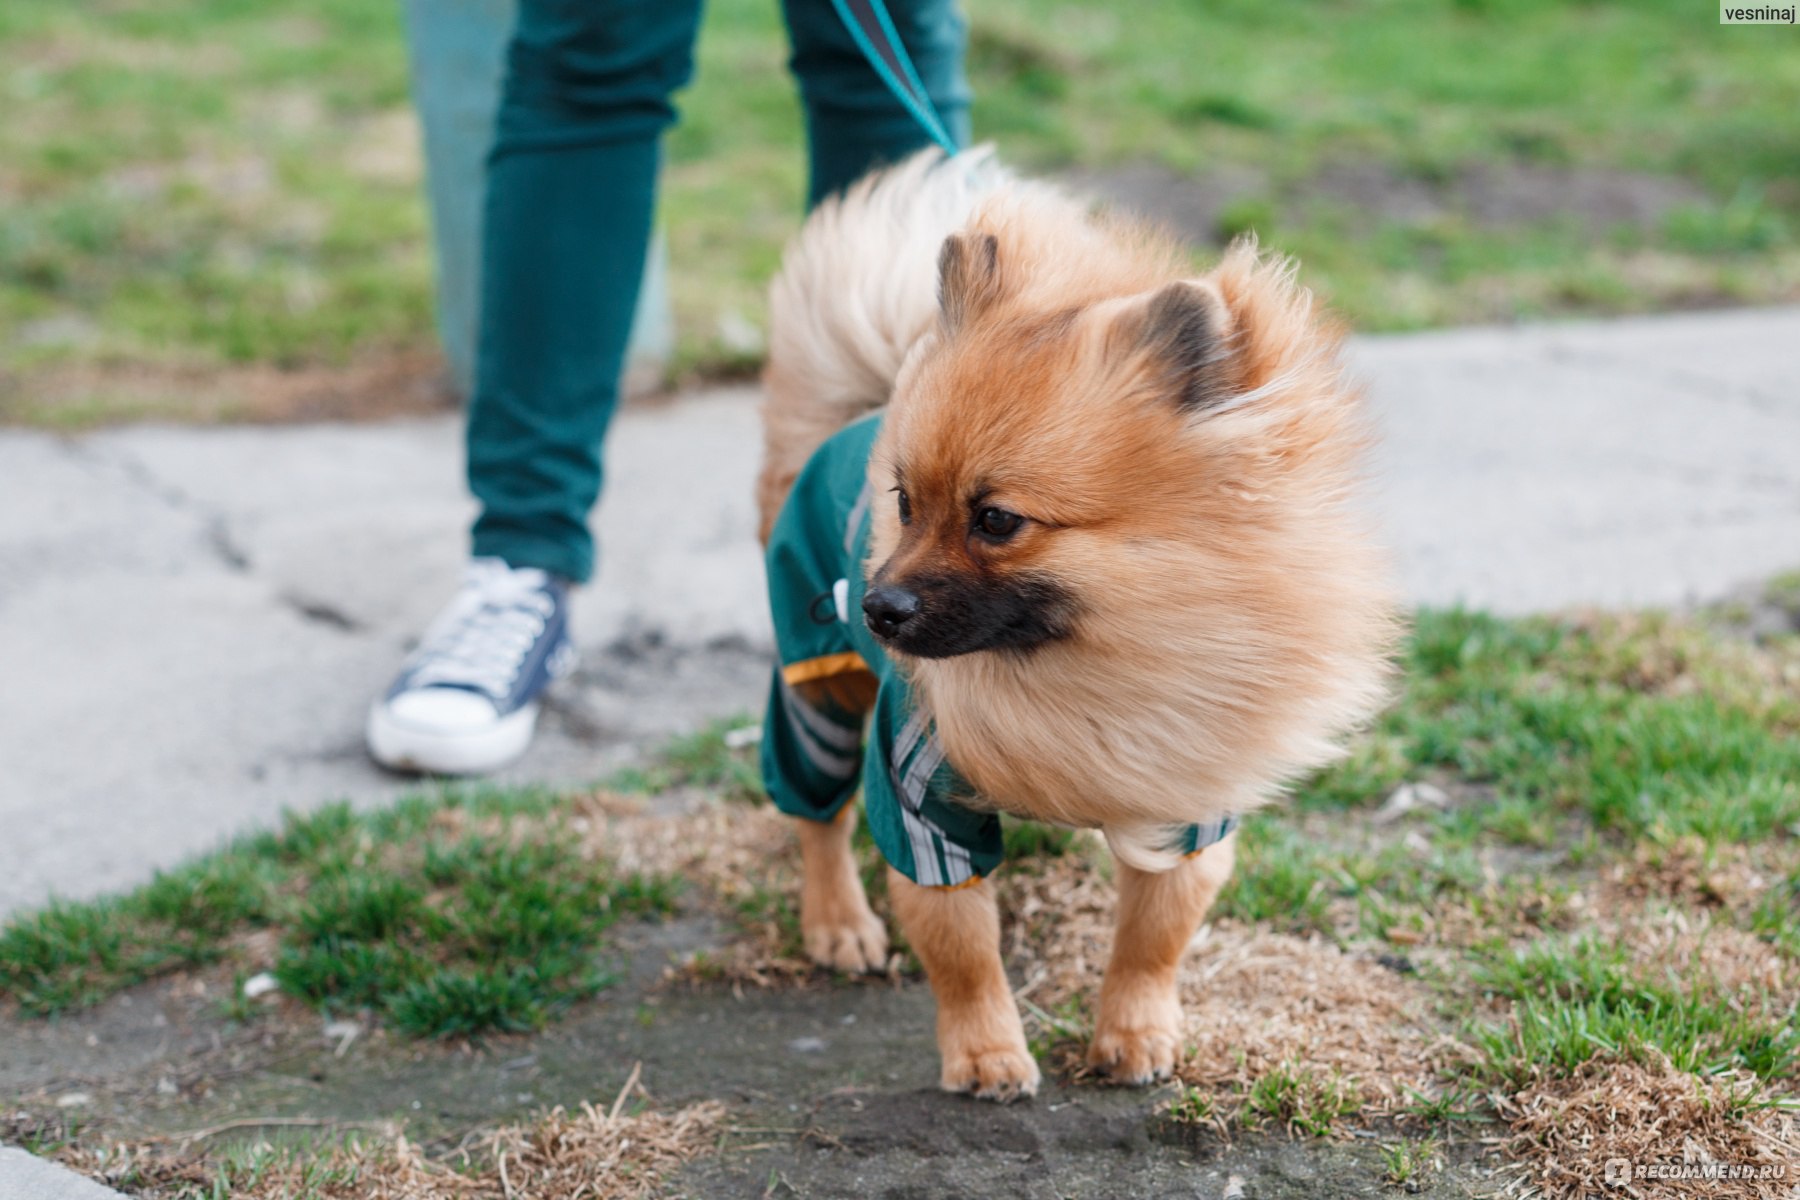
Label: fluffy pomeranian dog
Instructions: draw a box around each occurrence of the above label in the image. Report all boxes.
[755,148,1397,1102]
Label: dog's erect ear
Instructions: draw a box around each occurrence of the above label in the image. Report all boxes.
[1132,280,1236,413]
[938,232,1003,333]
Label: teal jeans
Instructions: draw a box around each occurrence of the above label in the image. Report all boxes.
[467,0,971,582]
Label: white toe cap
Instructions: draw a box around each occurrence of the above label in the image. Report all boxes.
[383,687,501,734]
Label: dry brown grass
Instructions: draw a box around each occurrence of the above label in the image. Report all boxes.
[52,1069,726,1200]
[1561,610,1800,721]
[572,789,822,985]
[996,848,1450,1118]
[1616,905,1796,1006]
[0,349,457,427]
[1606,834,1789,914]
[1497,1057,1799,1200]
[481,1079,727,1200]
[1469,896,1800,1198]
[1171,926,1448,1110]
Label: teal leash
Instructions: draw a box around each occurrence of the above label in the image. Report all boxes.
[828,0,960,155]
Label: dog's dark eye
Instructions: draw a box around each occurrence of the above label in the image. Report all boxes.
[974,507,1023,541]
[896,488,912,525]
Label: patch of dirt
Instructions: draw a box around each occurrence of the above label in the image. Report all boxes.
[0,966,290,1103]
[1457,161,1705,231]
[587,795,1458,1126]
[585,792,1455,1126]
[1068,158,1708,246]
[679,1086,1500,1200]
[1,341,689,429]
[1063,161,1273,246]
[575,788,815,984]
[0,349,459,427]
[1607,836,1783,912]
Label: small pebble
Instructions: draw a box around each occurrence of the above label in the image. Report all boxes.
[242,972,279,999]
[1374,782,1450,824]
[788,1036,827,1054]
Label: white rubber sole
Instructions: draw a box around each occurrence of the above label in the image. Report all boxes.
[366,700,540,776]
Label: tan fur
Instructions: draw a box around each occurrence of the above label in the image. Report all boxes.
[758,150,1399,1097]
[756,148,1010,543]
[1089,837,1237,1083]
[795,802,888,973]
[889,870,1040,1101]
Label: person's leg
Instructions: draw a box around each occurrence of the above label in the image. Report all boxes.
[467,0,706,583]
[781,0,971,208]
[371,0,703,776]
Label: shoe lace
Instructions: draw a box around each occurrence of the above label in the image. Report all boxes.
[407,566,558,700]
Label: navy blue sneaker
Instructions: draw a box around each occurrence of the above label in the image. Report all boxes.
[367,558,577,775]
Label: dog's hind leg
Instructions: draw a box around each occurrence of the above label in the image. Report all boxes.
[889,870,1040,1102]
[1089,833,1237,1085]
[797,803,889,973]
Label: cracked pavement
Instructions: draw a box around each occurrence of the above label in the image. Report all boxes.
[2,306,1797,916]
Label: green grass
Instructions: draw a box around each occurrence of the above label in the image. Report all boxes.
[1219,812,1501,942]
[1167,1084,1220,1127]
[1748,868,1800,958]
[1000,816,1080,861]
[1215,822,1335,932]
[1243,1060,1362,1137]
[1379,1136,1443,1192]
[0,0,425,377]
[0,785,676,1035]
[1294,609,1800,844]
[1469,934,1799,1084]
[3,0,1798,424]
[0,857,283,1014]
[1168,1068,1444,1157]
[606,716,765,801]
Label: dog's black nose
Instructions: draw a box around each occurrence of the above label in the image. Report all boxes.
[863,585,921,638]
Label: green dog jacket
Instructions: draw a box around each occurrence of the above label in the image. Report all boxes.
[760,414,1237,888]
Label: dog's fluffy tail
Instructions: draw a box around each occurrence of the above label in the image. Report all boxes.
[755,147,1008,542]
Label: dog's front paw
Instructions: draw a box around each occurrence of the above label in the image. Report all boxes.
[941,1040,1041,1103]
[1089,985,1185,1085]
[802,903,889,974]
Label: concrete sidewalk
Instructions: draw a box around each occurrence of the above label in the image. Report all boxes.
[1,305,1796,918]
